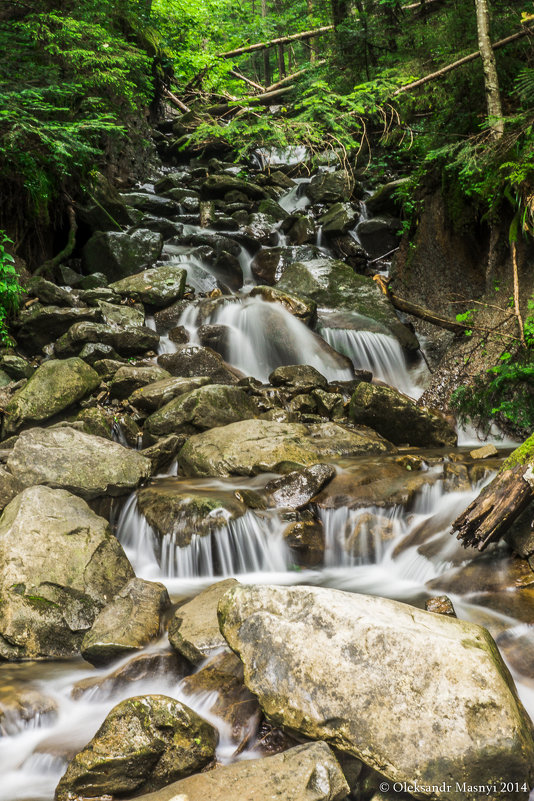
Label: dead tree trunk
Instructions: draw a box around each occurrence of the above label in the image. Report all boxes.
[452,435,534,550]
[474,0,504,137]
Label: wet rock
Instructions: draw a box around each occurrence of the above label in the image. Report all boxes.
[286,214,315,245]
[25,276,79,307]
[270,364,328,392]
[137,483,246,546]
[265,464,336,508]
[307,170,353,204]
[132,216,184,239]
[81,578,170,666]
[197,323,230,351]
[120,192,180,218]
[283,519,325,567]
[154,171,193,193]
[3,358,100,436]
[130,375,211,412]
[96,299,145,329]
[365,177,410,216]
[168,578,239,664]
[249,285,317,325]
[328,233,367,271]
[345,511,396,561]
[251,244,321,285]
[0,486,134,660]
[14,304,101,350]
[200,174,269,200]
[77,406,114,439]
[427,552,534,596]
[425,595,457,617]
[349,383,457,448]
[0,354,35,381]
[54,321,159,358]
[7,426,151,499]
[168,324,189,344]
[178,419,394,478]
[219,584,534,800]
[109,265,187,307]
[92,358,127,379]
[0,686,58,735]
[356,216,401,260]
[312,388,345,418]
[470,443,498,459]
[54,695,217,801]
[79,342,121,364]
[130,742,349,801]
[82,229,164,281]
[319,202,358,234]
[276,258,419,350]
[140,434,185,472]
[145,384,257,437]
[244,212,279,246]
[258,197,288,220]
[71,651,189,701]
[109,364,171,399]
[180,651,260,744]
[158,344,241,384]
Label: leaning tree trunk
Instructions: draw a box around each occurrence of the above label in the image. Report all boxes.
[474,0,504,138]
[452,434,534,550]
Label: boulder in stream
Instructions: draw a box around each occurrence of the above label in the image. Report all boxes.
[265,463,336,509]
[54,694,217,801]
[307,170,353,204]
[157,344,242,384]
[109,264,187,307]
[81,578,170,666]
[249,285,317,325]
[219,584,534,801]
[0,486,134,660]
[7,426,152,499]
[349,383,457,447]
[109,364,171,399]
[54,320,159,358]
[3,357,100,436]
[127,742,349,801]
[82,229,163,280]
[178,419,395,478]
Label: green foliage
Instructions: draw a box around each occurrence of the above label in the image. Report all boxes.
[0,233,23,345]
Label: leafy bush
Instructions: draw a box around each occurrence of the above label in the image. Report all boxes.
[0,233,23,345]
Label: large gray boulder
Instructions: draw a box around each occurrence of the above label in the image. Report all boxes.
[7,426,151,499]
[109,265,187,307]
[14,305,101,350]
[81,578,170,666]
[307,170,353,204]
[127,742,349,801]
[219,584,534,801]
[0,486,134,660]
[3,358,100,436]
[129,376,211,413]
[54,321,159,358]
[145,384,257,437]
[178,419,394,478]
[157,344,241,384]
[82,229,163,280]
[276,258,419,350]
[349,383,457,447]
[109,364,171,399]
[55,695,217,801]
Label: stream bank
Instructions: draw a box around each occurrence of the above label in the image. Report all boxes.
[0,135,533,801]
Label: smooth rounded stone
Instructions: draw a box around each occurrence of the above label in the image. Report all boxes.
[356,216,401,259]
[265,464,336,509]
[25,276,79,307]
[178,419,394,478]
[119,192,180,218]
[78,275,112,292]
[180,651,260,745]
[109,365,171,399]
[96,299,145,329]
[77,406,115,439]
[157,345,242,384]
[249,285,317,325]
[7,426,152,500]
[81,578,170,667]
[269,364,328,392]
[71,651,190,701]
[257,197,288,220]
[349,383,457,448]
[218,584,534,801]
[145,384,257,437]
[128,742,349,801]
[200,174,269,200]
[276,258,419,350]
[82,229,164,281]
[365,177,410,215]
[0,486,134,660]
[168,578,239,664]
[319,202,358,234]
[54,321,159,358]
[0,466,23,513]
[425,595,457,617]
[251,244,321,285]
[0,685,58,735]
[3,358,100,436]
[14,304,101,350]
[132,215,184,239]
[137,483,246,547]
[197,323,229,352]
[54,695,217,801]
[130,375,211,412]
[92,358,127,379]
[0,354,35,381]
[307,170,353,204]
[168,324,189,344]
[109,265,187,307]
[286,214,316,245]
[283,519,325,567]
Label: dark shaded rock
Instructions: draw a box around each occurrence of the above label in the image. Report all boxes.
[14,305,101,350]
[54,321,159,358]
[82,229,163,281]
[200,174,269,200]
[265,464,336,509]
[249,286,317,325]
[120,192,180,218]
[319,202,358,234]
[130,375,211,412]
[140,434,185,472]
[71,651,189,701]
[158,345,241,384]
[0,354,35,381]
[197,323,230,351]
[283,519,325,567]
[307,170,353,204]
[269,364,328,392]
[109,364,171,399]
[356,216,401,260]
[109,265,187,307]
[365,177,410,215]
[25,277,79,307]
[425,595,457,617]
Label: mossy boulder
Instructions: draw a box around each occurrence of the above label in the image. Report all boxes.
[109,364,171,399]
[3,358,100,436]
[249,285,317,325]
[129,376,211,413]
[0,486,134,660]
[157,345,241,384]
[54,321,159,358]
[54,695,217,801]
[109,265,187,307]
[82,229,163,281]
[307,170,353,204]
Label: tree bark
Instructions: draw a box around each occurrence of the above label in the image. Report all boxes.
[474,0,504,137]
[264,61,326,92]
[452,435,534,550]
[228,70,265,92]
[261,0,272,86]
[217,26,334,58]
[34,204,77,277]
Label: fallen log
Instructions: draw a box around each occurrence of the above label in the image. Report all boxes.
[218,26,334,59]
[452,435,534,550]
[228,70,265,92]
[394,26,532,95]
[264,60,326,93]
[163,88,190,113]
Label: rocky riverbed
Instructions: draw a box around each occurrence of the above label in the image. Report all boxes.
[0,142,533,801]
